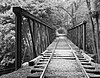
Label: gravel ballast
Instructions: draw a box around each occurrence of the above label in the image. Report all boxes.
[45,59,85,78]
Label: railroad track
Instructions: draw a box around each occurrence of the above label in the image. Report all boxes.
[66,39,100,78]
[27,36,100,78]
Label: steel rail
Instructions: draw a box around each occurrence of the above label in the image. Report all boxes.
[72,51,90,78]
[40,38,60,78]
[65,39,90,78]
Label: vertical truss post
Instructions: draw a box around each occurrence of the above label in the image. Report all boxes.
[71,30,73,42]
[75,28,77,45]
[77,28,78,46]
[28,18,37,59]
[13,7,22,70]
[95,11,100,63]
[81,26,83,49]
[44,26,46,50]
[32,20,38,57]
[48,29,51,44]
[47,28,50,46]
[83,21,87,51]
[79,26,81,48]
[80,26,82,49]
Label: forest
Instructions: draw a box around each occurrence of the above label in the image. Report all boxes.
[0,0,100,71]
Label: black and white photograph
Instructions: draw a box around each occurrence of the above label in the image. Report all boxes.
[0,0,100,78]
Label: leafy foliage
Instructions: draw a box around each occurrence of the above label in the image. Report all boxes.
[0,0,99,69]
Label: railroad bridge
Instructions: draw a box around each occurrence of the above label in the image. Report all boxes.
[0,7,100,78]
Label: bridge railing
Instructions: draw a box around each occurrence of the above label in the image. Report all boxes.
[68,21,87,51]
[13,7,55,70]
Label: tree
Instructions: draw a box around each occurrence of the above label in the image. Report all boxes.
[0,0,89,68]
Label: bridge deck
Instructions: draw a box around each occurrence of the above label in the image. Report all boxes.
[0,36,100,78]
